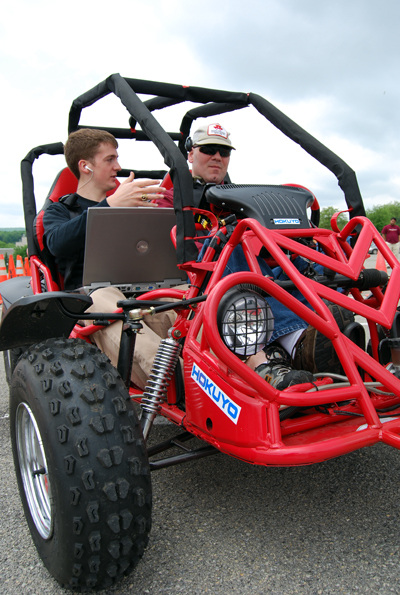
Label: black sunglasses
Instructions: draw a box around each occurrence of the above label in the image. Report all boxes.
[195,144,232,157]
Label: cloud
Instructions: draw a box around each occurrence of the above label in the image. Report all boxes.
[178,0,400,150]
[1,0,399,227]
[175,0,400,211]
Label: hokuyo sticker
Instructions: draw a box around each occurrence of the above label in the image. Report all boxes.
[191,363,241,424]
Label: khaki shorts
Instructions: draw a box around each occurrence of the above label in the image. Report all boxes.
[87,286,178,389]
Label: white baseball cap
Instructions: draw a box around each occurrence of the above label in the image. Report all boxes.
[192,123,235,149]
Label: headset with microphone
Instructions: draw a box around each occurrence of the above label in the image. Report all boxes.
[184,137,193,152]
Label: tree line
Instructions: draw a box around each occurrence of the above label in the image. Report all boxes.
[0,230,26,263]
[319,201,400,232]
[0,230,25,246]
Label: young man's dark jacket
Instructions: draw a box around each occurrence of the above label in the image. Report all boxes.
[42,194,109,290]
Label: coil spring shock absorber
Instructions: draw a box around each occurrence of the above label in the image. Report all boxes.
[140,336,182,441]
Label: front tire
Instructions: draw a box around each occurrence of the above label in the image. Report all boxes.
[10,337,152,591]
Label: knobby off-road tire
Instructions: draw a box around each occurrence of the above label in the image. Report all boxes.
[9,337,152,591]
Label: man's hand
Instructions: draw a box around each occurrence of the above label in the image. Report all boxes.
[107,172,166,207]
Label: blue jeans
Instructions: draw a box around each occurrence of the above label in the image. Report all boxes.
[223,246,309,342]
[199,243,309,343]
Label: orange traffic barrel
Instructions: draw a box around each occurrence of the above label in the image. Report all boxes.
[24,256,31,276]
[7,254,16,279]
[16,255,25,276]
[0,254,7,283]
[376,250,387,273]
[0,254,7,303]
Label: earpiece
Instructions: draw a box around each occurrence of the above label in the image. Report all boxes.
[184,137,193,152]
[85,166,93,172]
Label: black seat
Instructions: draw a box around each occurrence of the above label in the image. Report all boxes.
[204,184,315,230]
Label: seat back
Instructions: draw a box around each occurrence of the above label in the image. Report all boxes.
[33,168,120,288]
[161,171,174,190]
[34,168,79,253]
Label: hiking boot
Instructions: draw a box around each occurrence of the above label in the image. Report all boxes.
[292,300,355,375]
[264,343,291,364]
[256,344,314,390]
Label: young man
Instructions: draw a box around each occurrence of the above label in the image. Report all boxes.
[43,128,172,389]
[43,129,165,289]
[382,217,400,259]
[157,123,351,389]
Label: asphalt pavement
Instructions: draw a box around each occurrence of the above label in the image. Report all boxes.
[2,256,400,595]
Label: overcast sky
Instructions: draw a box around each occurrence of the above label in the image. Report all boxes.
[1,0,399,228]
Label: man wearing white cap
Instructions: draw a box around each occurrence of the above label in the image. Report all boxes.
[157,123,234,208]
[188,122,234,184]
[158,123,352,391]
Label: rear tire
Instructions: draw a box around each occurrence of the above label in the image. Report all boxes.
[10,337,152,591]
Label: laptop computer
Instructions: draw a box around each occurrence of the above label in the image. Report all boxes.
[82,207,187,293]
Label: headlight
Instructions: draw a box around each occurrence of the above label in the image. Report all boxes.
[217,285,274,358]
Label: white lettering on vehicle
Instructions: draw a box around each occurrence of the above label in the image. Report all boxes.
[191,363,241,424]
[273,218,300,225]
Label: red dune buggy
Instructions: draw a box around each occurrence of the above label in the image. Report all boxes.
[1,74,399,591]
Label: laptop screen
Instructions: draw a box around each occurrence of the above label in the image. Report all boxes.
[82,207,187,292]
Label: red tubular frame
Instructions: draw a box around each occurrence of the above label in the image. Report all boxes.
[30,255,61,293]
[156,215,400,466]
[27,214,400,467]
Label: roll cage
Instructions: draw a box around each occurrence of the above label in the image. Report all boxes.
[21,73,366,269]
